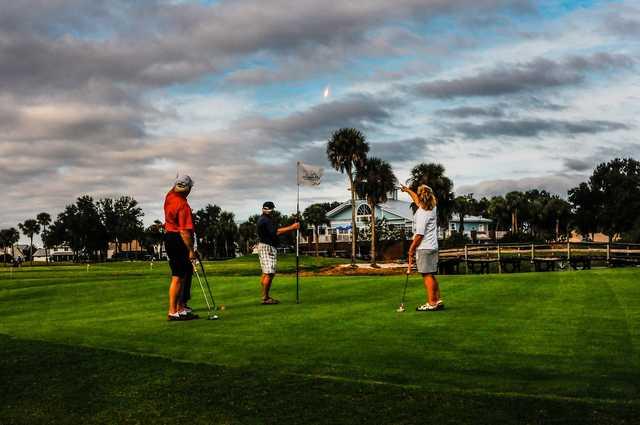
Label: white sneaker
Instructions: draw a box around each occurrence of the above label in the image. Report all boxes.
[416,303,439,311]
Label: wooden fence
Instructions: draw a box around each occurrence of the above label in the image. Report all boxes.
[438,242,640,274]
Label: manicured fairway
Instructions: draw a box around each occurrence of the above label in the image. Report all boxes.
[1,259,639,424]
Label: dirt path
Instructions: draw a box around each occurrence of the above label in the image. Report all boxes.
[303,262,409,276]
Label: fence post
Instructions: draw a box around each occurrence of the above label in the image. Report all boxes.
[464,245,469,274]
[567,242,571,261]
[531,243,535,261]
[607,243,610,262]
[497,244,502,274]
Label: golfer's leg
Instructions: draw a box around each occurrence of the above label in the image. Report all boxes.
[169,276,183,315]
[434,276,441,302]
[422,273,437,305]
[426,274,439,305]
[261,273,274,300]
[422,273,430,304]
[178,268,192,309]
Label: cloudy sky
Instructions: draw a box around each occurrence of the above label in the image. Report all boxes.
[1,0,639,237]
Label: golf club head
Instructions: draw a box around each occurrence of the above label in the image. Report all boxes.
[208,314,219,320]
[396,303,406,313]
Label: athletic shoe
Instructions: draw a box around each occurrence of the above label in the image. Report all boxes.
[180,305,193,313]
[179,310,199,319]
[436,300,445,310]
[261,298,280,305]
[416,303,440,312]
[167,313,183,321]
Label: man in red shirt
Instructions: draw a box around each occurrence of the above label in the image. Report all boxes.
[164,175,198,321]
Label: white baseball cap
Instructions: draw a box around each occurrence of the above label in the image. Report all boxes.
[174,174,194,191]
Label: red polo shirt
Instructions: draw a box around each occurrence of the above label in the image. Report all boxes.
[164,190,194,233]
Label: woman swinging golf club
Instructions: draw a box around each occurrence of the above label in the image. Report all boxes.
[402,184,444,311]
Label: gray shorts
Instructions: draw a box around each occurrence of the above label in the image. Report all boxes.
[417,249,438,274]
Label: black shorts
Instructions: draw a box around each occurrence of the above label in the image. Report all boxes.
[165,232,191,277]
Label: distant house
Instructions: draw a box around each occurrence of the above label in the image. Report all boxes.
[446,215,493,241]
[33,245,74,262]
[1,245,27,261]
[324,190,412,240]
[304,190,495,243]
[310,189,413,243]
[107,240,147,259]
[568,231,617,243]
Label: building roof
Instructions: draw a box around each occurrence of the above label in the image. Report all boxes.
[326,199,414,222]
[450,214,492,223]
[326,200,493,223]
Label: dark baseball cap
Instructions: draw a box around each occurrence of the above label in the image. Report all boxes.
[262,201,275,210]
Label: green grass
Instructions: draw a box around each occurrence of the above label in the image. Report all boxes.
[1,260,639,424]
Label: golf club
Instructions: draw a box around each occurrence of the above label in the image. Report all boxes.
[193,258,219,320]
[397,273,409,312]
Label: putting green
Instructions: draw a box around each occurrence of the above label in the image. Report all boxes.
[1,260,639,424]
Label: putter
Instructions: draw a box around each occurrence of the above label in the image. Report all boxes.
[193,259,219,320]
[397,273,409,312]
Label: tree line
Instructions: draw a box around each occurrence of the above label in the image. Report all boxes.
[0,195,242,263]
[2,126,638,264]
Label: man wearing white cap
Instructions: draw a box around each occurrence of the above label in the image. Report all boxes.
[164,175,198,321]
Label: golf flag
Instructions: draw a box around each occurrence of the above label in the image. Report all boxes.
[297,162,323,186]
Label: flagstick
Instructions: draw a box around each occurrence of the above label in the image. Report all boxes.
[296,161,300,304]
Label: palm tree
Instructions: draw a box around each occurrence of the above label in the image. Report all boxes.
[218,212,238,258]
[543,197,571,241]
[355,158,397,267]
[5,228,20,264]
[18,219,41,265]
[505,191,526,234]
[453,194,476,235]
[303,204,330,257]
[487,196,510,236]
[0,229,8,264]
[36,212,52,263]
[153,219,165,258]
[406,163,454,227]
[327,128,370,266]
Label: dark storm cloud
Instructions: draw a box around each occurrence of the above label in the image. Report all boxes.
[562,144,640,174]
[0,0,536,99]
[435,106,506,118]
[563,158,592,172]
[601,4,640,37]
[456,174,586,198]
[452,119,629,139]
[411,53,635,99]
[369,137,447,161]
[233,95,396,144]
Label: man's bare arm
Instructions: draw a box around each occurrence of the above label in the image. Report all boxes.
[180,230,197,259]
[277,222,300,235]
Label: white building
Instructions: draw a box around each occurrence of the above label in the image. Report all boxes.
[305,190,494,243]
[446,215,493,240]
[1,245,27,261]
[32,245,74,262]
